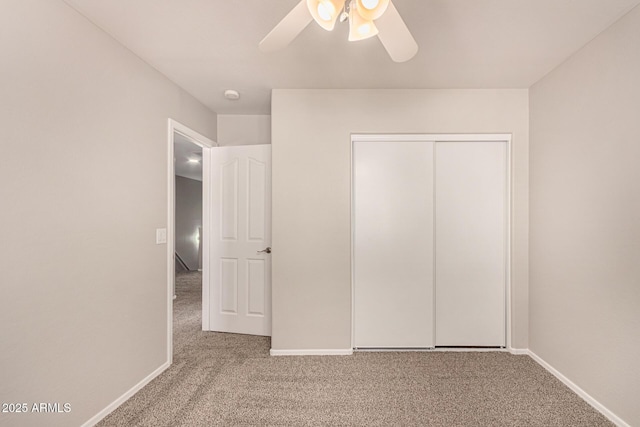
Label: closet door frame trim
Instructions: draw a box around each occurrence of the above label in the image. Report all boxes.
[350,133,512,350]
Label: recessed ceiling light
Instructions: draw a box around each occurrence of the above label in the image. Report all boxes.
[224,90,240,100]
[187,158,200,164]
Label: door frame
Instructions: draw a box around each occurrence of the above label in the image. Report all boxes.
[351,133,513,350]
[167,119,216,364]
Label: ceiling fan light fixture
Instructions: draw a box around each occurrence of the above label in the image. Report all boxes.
[355,0,389,21]
[348,5,378,41]
[307,0,345,31]
[260,0,417,62]
[317,2,334,21]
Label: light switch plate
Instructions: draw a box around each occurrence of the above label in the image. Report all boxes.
[156,228,167,244]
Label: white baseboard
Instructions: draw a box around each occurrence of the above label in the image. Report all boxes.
[428,347,508,353]
[81,361,170,427]
[270,349,354,356]
[527,350,629,427]
[508,348,529,355]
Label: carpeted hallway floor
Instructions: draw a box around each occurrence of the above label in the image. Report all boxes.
[98,271,611,426]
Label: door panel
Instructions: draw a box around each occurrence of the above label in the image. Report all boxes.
[434,141,506,346]
[221,159,238,240]
[354,141,435,348]
[220,259,238,313]
[248,158,267,241]
[247,259,266,315]
[209,145,271,336]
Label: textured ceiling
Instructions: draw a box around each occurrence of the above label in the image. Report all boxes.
[64,0,640,114]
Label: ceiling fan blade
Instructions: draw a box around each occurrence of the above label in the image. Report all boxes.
[375,1,418,63]
[259,0,314,53]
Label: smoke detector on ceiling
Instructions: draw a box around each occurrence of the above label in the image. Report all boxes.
[224,89,240,100]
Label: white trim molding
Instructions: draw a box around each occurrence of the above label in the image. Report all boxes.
[528,350,630,427]
[80,362,170,427]
[270,349,354,356]
[428,347,510,353]
[351,133,513,143]
[167,119,216,366]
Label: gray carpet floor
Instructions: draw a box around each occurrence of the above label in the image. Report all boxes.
[98,271,612,426]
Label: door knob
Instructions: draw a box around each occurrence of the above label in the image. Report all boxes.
[257,247,271,254]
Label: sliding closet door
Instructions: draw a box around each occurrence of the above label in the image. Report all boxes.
[354,141,434,348]
[435,141,507,347]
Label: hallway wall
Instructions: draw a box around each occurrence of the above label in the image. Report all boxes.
[175,176,203,270]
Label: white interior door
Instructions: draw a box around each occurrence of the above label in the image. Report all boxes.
[434,141,507,346]
[209,145,271,336]
[354,141,435,348]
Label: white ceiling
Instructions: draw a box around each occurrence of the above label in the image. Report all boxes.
[174,133,202,181]
[64,0,640,115]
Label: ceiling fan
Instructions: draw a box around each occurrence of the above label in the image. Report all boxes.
[259,0,418,63]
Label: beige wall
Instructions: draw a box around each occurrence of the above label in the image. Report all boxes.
[0,1,216,426]
[217,114,271,146]
[529,6,640,426]
[271,89,529,351]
